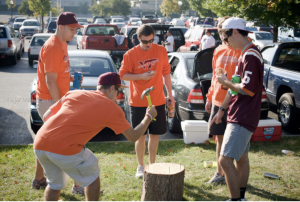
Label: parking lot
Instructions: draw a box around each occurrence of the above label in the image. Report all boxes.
[0,34,299,146]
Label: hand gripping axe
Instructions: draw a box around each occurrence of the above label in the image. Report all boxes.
[141,86,156,121]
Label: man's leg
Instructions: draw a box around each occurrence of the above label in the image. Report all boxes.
[148,134,159,164]
[44,186,61,201]
[135,135,147,166]
[85,176,100,201]
[216,135,224,176]
[35,158,45,180]
[236,153,250,199]
[219,155,240,199]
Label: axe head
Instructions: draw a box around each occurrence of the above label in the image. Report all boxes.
[141,86,154,100]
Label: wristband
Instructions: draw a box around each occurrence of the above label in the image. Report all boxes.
[219,106,225,111]
[145,113,153,121]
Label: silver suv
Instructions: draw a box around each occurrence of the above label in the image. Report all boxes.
[13,17,27,30]
[0,25,22,65]
[20,19,41,36]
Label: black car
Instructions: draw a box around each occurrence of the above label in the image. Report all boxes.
[166,50,269,133]
[47,20,57,33]
[127,24,185,51]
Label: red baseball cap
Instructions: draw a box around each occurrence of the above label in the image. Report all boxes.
[98,72,128,88]
[57,12,84,28]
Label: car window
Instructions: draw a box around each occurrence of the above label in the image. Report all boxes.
[262,46,276,64]
[194,30,203,40]
[23,21,39,26]
[9,27,15,38]
[294,29,300,37]
[69,57,115,76]
[171,29,182,40]
[48,21,57,29]
[128,28,137,39]
[189,30,197,41]
[0,27,7,38]
[77,19,87,22]
[186,58,195,78]
[170,57,180,82]
[30,36,50,46]
[15,19,25,22]
[86,26,118,35]
[255,33,273,40]
[184,29,192,40]
[210,30,220,41]
[113,19,124,23]
[274,47,300,71]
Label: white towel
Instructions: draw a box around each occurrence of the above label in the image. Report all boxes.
[114,35,125,45]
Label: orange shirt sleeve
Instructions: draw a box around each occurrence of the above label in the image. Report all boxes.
[206,49,217,102]
[162,48,171,75]
[42,45,63,74]
[106,107,131,134]
[119,52,133,79]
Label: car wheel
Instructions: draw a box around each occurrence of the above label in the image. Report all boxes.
[17,47,22,60]
[176,48,181,52]
[190,47,197,51]
[22,46,24,53]
[76,43,79,49]
[166,106,182,133]
[30,122,40,134]
[29,60,33,66]
[277,93,298,133]
[11,53,17,65]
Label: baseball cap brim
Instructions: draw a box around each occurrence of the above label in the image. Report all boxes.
[67,23,84,28]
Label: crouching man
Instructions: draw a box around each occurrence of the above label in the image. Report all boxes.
[33,72,157,201]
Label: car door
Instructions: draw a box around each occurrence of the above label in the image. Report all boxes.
[171,29,185,51]
[184,29,197,51]
[9,27,19,53]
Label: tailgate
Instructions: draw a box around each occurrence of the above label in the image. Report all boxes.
[0,39,8,49]
[88,36,116,50]
[0,27,8,49]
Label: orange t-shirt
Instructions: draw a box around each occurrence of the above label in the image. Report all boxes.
[206,45,241,107]
[36,35,71,100]
[33,90,131,155]
[119,44,170,107]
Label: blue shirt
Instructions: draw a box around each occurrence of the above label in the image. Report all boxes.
[132,33,140,46]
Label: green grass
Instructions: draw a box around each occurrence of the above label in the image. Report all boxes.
[1,138,300,201]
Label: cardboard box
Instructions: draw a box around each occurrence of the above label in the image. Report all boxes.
[181,120,208,144]
[251,119,282,142]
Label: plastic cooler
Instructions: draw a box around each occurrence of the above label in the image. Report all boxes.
[181,120,209,144]
[251,119,282,142]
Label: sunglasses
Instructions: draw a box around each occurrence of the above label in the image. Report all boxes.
[115,86,120,96]
[223,29,233,43]
[140,39,154,44]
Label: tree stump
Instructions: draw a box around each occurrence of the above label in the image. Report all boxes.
[141,163,185,201]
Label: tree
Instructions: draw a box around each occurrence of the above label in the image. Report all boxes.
[89,0,130,17]
[177,0,190,14]
[188,0,216,17]
[6,0,16,9]
[28,0,51,32]
[51,2,63,17]
[18,0,34,16]
[160,0,178,17]
[78,2,89,15]
[203,0,300,42]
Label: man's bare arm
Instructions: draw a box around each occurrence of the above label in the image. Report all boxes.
[122,72,155,81]
[46,72,61,102]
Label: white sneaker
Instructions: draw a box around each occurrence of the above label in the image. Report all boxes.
[135,165,144,178]
[205,172,226,184]
[241,198,247,201]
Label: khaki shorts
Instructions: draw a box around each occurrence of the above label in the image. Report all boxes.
[34,147,100,190]
[36,99,55,120]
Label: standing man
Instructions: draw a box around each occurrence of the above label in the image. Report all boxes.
[33,12,85,194]
[34,72,158,201]
[119,24,175,178]
[162,30,174,53]
[211,17,263,201]
[132,33,140,47]
[205,16,241,185]
[199,30,215,51]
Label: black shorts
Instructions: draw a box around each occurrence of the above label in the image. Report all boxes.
[208,104,228,136]
[130,104,167,135]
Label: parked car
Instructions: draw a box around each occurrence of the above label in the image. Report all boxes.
[76,24,128,67]
[141,15,157,24]
[77,18,88,26]
[178,27,221,52]
[248,31,273,50]
[46,20,57,33]
[261,42,300,133]
[185,18,194,28]
[127,17,140,25]
[0,25,23,65]
[170,18,185,26]
[246,27,258,32]
[256,27,273,34]
[126,24,186,51]
[13,17,27,30]
[19,19,41,36]
[30,49,127,132]
[110,18,126,30]
[278,27,300,42]
[28,33,53,65]
[94,18,107,24]
[165,50,269,132]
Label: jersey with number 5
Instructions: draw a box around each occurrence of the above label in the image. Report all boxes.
[227,44,264,132]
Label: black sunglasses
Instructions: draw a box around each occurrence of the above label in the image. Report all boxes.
[140,39,154,44]
[223,29,233,43]
[115,86,120,96]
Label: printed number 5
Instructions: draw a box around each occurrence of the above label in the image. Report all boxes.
[243,71,252,84]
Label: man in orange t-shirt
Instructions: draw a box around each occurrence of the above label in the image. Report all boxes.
[33,12,84,193]
[34,72,157,201]
[205,16,241,185]
[119,24,175,178]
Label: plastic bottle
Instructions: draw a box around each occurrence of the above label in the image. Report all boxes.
[168,99,174,118]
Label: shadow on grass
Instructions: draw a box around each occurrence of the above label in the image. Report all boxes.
[60,192,81,201]
[247,184,298,201]
[183,183,227,201]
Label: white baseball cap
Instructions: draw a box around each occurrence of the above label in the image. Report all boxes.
[222,17,252,32]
